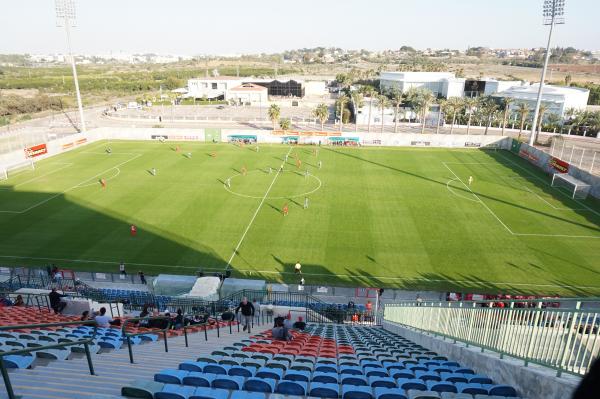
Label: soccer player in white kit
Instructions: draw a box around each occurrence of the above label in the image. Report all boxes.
[468,176,473,186]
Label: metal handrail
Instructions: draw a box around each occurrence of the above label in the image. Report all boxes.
[384,301,600,377]
[0,292,52,312]
[121,316,171,364]
[0,320,98,399]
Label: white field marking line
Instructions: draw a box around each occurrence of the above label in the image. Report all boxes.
[81,151,140,155]
[443,162,599,239]
[497,151,600,218]
[225,146,293,270]
[442,162,502,165]
[75,168,120,188]
[445,177,479,202]
[0,153,142,214]
[442,162,515,235]
[520,185,588,211]
[11,163,74,187]
[2,254,599,290]
[224,169,322,200]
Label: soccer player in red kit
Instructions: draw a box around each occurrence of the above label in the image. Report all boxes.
[282,203,289,216]
[130,225,137,237]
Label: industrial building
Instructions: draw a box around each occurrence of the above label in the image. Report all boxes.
[379,72,465,98]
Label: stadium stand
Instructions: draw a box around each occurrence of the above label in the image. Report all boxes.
[122,324,520,399]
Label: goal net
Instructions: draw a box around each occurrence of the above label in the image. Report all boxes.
[551,173,591,199]
[0,159,35,181]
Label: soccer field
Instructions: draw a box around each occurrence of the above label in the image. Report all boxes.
[1,140,599,296]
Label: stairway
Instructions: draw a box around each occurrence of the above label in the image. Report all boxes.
[1,326,253,399]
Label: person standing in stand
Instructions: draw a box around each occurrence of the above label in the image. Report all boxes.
[119,261,126,276]
[235,297,255,333]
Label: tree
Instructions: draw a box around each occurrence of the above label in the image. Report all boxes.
[350,90,364,133]
[564,74,572,87]
[279,117,291,131]
[516,102,529,141]
[436,99,446,134]
[313,103,329,131]
[377,94,390,133]
[536,104,548,134]
[463,97,478,135]
[446,97,462,135]
[501,97,514,136]
[336,95,350,132]
[390,89,405,133]
[360,86,376,133]
[479,96,499,135]
[407,88,435,134]
[268,104,280,131]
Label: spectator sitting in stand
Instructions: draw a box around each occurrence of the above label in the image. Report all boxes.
[173,308,184,329]
[49,288,67,314]
[13,295,25,307]
[94,307,113,328]
[272,318,293,341]
[80,310,90,321]
[292,316,306,330]
[283,313,293,329]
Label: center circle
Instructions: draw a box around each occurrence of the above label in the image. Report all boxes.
[224,169,322,199]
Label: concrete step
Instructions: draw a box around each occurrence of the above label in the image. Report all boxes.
[1,329,251,399]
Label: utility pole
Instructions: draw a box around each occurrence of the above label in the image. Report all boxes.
[529,0,565,146]
[55,0,86,133]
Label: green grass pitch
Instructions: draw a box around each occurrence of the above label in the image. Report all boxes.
[1,140,599,296]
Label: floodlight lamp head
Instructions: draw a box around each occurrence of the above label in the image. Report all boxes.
[542,0,565,25]
[55,0,76,27]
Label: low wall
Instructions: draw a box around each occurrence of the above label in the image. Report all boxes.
[511,140,600,199]
[383,321,581,399]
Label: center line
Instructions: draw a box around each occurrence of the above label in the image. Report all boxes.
[225,147,293,271]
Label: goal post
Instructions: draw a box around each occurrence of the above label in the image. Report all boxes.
[0,159,35,181]
[551,173,591,199]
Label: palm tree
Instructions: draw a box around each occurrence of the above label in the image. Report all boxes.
[377,94,390,133]
[360,86,376,133]
[501,97,514,136]
[564,107,578,135]
[409,88,435,134]
[516,102,529,141]
[479,97,499,135]
[268,104,281,131]
[350,90,364,133]
[463,97,478,135]
[336,95,350,132]
[279,117,291,131]
[313,103,329,131]
[447,97,462,135]
[436,99,447,134]
[536,104,548,134]
[390,89,405,133]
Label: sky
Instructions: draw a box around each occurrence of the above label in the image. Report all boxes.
[0,0,598,55]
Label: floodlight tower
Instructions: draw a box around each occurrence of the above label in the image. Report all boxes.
[55,0,86,132]
[529,0,565,146]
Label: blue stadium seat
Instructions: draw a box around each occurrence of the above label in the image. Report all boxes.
[228,366,254,377]
[488,385,518,397]
[342,384,375,399]
[255,366,284,380]
[415,371,441,382]
[211,375,244,390]
[374,387,408,399]
[441,373,468,384]
[179,361,207,372]
[155,383,196,399]
[282,369,310,382]
[427,381,458,393]
[407,390,441,399]
[310,382,341,398]
[229,392,265,399]
[369,376,398,388]
[204,364,230,375]
[290,362,313,372]
[456,383,489,395]
[182,372,214,387]
[455,368,475,375]
[342,365,365,375]
[154,369,188,384]
[315,364,339,373]
[312,371,340,384]
[189,387,230,399]
[365,367,390,377]
[397,378,427,391]
[392,370,416,380]
[275,380,308,395]
[469,375,493,385]
[243,377,276,393]
[342,374,369,386]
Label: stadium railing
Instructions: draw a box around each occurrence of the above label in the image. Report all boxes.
[0,291,52,312]
[384,298,600,377]
[0,320,98,399]
[121,316,171,364]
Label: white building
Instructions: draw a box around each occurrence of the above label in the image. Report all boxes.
[494,84,590,119]
[186,77,244,100]
[226,83,268,106]
[380,72,465,98]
